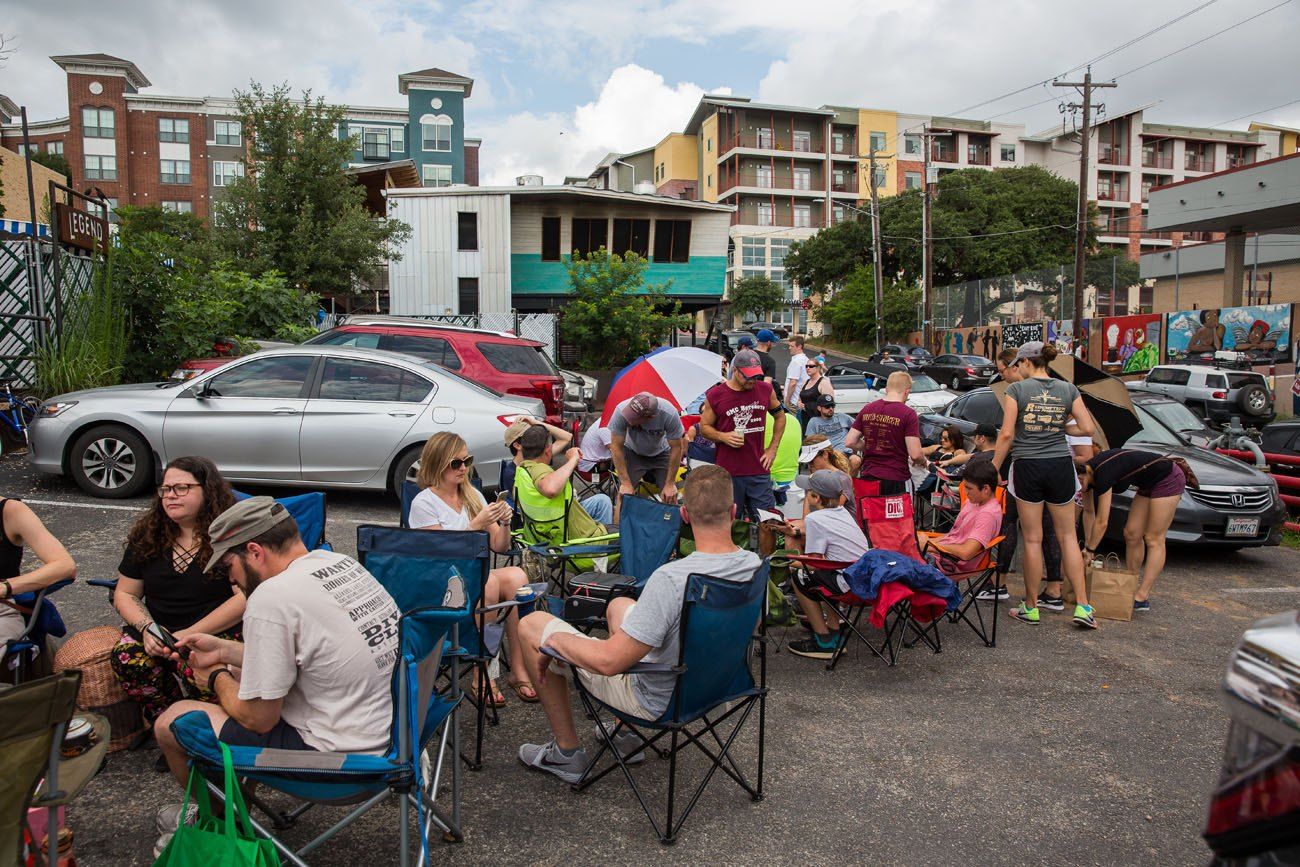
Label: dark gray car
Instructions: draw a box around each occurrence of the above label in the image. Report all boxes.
[920,387,1285,549]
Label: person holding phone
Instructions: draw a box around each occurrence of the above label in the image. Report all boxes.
[110,456,244,725]
[409,432,536,704]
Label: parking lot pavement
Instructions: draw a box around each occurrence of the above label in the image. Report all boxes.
[9,454,1300,865]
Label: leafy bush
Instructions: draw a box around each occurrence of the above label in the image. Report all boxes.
[728,274,784,323]
[34,258,128,398]
[815,267,920,346]
[559,250,687,369]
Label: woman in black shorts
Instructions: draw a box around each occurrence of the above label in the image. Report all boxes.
[1080,448,1187,613]
[992,341,1097,629]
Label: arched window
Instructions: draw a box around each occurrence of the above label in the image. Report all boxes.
[420,113,453,152]
[81,106,115,139]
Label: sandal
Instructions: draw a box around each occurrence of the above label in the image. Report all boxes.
[475,678,507,708]
[507,679,539,703]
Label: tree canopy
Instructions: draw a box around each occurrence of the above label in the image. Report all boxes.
[728,274,785,322]
[815,268,920,346]
[559,250,686,369]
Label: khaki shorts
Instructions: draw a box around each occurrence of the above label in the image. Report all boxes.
[541,616,652,719]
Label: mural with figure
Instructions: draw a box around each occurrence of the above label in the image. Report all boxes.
[1100,314,1162,374]
[1166,304,1292,365]
[1001,322,1044,349]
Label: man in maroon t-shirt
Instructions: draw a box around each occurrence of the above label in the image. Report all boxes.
[845,370,925,495]
[701,349,785,523]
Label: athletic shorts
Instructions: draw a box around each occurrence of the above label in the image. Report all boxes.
[541,616,653,719]
[1007,456,1079,506]
[622,449,672,488]
[1138,464,1186,499]
[793,566,851,597]
[220,718,317,751]
[731,474,776,521]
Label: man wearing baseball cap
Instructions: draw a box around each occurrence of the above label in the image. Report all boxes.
[153,497,401,792]
[504,416,573,467]
[701,349,785,530]
[608,391,685,508]
[754,329,779,384]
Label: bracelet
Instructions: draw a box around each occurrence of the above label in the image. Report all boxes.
[138,618,154,636]
[207,666,234,693]
[0,578,10,599]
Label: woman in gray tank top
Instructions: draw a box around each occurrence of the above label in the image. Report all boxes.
[991,341,1098,629]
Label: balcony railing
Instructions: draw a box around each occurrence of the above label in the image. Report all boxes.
[931,146,958,163]
[1142,151,1173,169]
[1097,186,1128,202]
[1143,229,1172,241]
[830,137,857,156]
[1097,144,1127,165]
[718,171,824,194]
[830,175,859,193]
[734,208,822,228]
[1183,230,1214,243]
[967,147,991,166]
[723,132,825,153]
[1226,154,1255,169]
[1184,154,1214,172]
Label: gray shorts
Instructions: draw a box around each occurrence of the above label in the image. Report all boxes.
[623,449,672,488]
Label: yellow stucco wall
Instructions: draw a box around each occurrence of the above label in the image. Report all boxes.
[0,146,65,224]
[700,115,719,202]
[656,133,698,183]
[857,109,898,197]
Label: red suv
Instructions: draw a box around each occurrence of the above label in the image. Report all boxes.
[303,316,566,420]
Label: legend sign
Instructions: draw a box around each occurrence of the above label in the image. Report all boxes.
[54,202,109,254]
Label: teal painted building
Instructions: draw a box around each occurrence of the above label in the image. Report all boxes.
[386,186,733,315]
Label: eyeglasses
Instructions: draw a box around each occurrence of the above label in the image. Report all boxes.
[448,456,475,471]
[158,483,197,498]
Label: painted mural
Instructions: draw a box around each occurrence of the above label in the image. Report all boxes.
[1001,322,1044,349]
[1165,303,1293,365]
[1099,314,1162,374]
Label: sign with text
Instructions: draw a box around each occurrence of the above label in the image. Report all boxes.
[54,202,108,254]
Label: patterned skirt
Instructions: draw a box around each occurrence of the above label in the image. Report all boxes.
[108,627,242,725]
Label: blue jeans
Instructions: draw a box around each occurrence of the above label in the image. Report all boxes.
[581,493,614,526]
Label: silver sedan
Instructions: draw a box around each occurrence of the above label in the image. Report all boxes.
[29,345,545,499]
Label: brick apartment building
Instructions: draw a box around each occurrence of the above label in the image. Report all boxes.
[0,54,482,223]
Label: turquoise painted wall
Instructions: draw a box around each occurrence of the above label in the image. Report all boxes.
[407,89,467,184]
[511,255,727,297]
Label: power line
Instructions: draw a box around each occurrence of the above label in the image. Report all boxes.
[1209,96,1300,129]
[1108,0,1295,81]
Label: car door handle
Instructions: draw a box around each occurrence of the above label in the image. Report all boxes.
[388,411,416,418]
[271,407,300,415]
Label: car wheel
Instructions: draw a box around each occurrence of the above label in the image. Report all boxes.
[69,425,154,499]
[389,445,423,500]
[950,375,961,390]
[1238,385,1271,417]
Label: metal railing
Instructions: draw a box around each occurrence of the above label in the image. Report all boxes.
[1184,154,1215,172]
[1097,145,1128,165]
[1142,151,1173,169]
[722,132,824,153]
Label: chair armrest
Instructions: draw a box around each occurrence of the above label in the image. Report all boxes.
[528,542,620,559]
[87,578,119,589]
[787,554,853,571]
[541,644,681,674]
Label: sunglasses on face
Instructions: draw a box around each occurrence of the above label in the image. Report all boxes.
[158,483,197,498]
[448,456,474,471]
[805,363,818,368]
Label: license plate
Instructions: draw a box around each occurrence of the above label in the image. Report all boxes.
[1226,517,1260,537]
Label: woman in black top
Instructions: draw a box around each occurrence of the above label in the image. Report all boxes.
[0,498,77,650]
[1081,448,1187,612]
[110,456,241,722]
[798,359,834,424]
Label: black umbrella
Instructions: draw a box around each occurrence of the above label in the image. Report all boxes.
[991,354,1141,450]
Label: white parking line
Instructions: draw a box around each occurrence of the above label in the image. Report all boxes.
[24,498,142,512]
[1224,587,1300,594]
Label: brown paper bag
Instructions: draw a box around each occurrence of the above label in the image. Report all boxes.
[1085,553,1138,622]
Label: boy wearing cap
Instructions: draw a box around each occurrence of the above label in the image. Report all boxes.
[754,329,779,384]
[154,498,401,790]
[608,391,685,507]
[701,349,785,526]
[504,416,573,466]
[784,469,870,660]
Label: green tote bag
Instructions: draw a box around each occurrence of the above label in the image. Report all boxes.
[154,742,281,867]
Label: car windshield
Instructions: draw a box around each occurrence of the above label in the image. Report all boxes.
[1137,398,1212,439]
[910,375,941,393]
[1127,403,1185,447]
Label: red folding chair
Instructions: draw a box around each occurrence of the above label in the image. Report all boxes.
[852,478,924,563]
[787,554,944,668]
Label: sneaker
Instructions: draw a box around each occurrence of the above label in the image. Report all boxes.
[152,832,173,860]
[975,584,1009,601]
[518,740,590,784]
[787,636,837,660]
[1036,592,1065,611]
[1073,604,1099,629]
[1133,599,1151,613]
[1008,602,1040,625]
[155,802,197,835]
[593,722,645,764]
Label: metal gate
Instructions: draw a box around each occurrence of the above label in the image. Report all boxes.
[0,239,94,387]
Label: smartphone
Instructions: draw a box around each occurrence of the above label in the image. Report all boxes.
[147,622,189,659]
[495,490,510,503]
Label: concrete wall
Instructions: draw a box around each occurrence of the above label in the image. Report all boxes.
[0,146,66,223]
[386,192,512,314]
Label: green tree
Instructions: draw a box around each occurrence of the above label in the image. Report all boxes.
[727,274,784,322]
[783,215,873,297]
[560,250,687,369]
[815,267,920,345]
[31,150,71,181]
[212,82,411,297]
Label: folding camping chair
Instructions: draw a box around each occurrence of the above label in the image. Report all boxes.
[544,563,770,845]
[3,577,74,684]
[513,469,619,594]
[852,478,924,562]
[168,575,471,867]
[356,525,540,771]
[916,483,1008,648]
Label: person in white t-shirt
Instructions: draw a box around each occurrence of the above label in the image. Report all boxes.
[409,432,536,704]
[154,497,401,797]
[784,334,809,410]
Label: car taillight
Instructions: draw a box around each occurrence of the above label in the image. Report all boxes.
[1212,391,1227,399]
[497,414,526,427]
[1205,724,1300,858]
[531,378,562,411]
[965,367,976,375]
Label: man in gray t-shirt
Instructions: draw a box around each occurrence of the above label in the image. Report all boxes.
[608,392,686,506]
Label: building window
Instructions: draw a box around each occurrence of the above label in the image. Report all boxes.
[390,126,405,153]
[869,131,887,153]
[755,165,773,188]
[793,204,812,228]
[756,127,774,149]
[421,115,453,152]
[421,164,452,187]
[81,106,114,139]
[770,238,791,266]
[612,218,651,258]
[756,202,774,226]
[363,128,390,160]
[1000,143,1016,162]
[212,161,244,187]
[161,200,193,214]
[792,130,812,152]
[571,218,607,258]
[741,237,764,267]
[707,137,712,152]
[792,167,811,190]
[48,141,64,155]
[541,217,561,261]
[160,160,190,184]
[83,155,117,181]
[457,211,478,251]
[832,131,848,154]
[214,120,241,146]
[904,134,922,156]
[707,173,712,187]
[104,197,119,224]
[653,220,692,263]
[872,166,886,189]
[458,278,480,315]
[905,171,922,190]
[158,118,189,143]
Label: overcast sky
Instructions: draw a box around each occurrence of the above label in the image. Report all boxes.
[3,0,1298,184]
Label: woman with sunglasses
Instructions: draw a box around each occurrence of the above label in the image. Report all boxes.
[797,358,834,428]
[110,456,242,725]
[410,432,537,704]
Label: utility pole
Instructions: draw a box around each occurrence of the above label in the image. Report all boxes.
[866,146,891,353]
[1054,66,1115,349]
[918,127,952,352]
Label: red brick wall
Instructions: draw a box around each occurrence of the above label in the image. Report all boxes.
[656,178,697,200]
[896,159,923,192]
[123,104,213,218]
[464,143,479,186]
[65,72,129,201]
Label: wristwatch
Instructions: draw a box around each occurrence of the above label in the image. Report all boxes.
[207,665,234,693]
[0,579,11,600]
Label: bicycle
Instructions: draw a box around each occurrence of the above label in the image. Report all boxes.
[0,379,41,454]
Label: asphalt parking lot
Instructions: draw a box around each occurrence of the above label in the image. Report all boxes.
[8,452,1300,867]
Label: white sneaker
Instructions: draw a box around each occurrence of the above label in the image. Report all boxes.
[152,832,173,859]
[518,740,590,784]
[155,802,197,834]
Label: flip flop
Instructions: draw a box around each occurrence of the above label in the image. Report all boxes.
[508,679,539,703]
[476,679,508,708]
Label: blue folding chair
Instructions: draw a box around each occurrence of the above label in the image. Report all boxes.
[169,573,471,867]
[544,562,771,844]
[357,525,541,770]
[3,577,74,683]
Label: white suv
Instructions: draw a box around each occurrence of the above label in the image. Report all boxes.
[1129,364,1275,427]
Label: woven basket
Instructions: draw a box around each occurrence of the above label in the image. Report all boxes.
[54,625,145,752]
